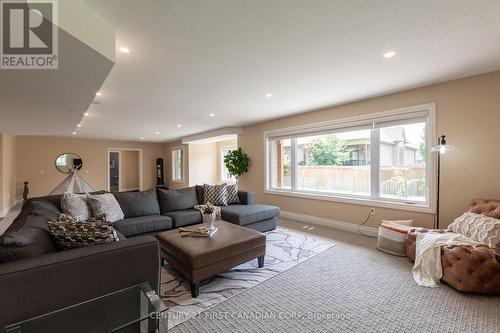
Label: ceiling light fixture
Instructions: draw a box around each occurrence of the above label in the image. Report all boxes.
[383,51,396,58]
[140,137,144,140]
[266,93,273,98]
[177,124,182,128]
[155,131,160,135]
[77,124,82,128]
[72,132,76,135]
[119,46,130,53]
[84,112,89,116]
[96,92,102,97]
[209,113,215,117]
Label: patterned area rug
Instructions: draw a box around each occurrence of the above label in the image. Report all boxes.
[160,226,335,329]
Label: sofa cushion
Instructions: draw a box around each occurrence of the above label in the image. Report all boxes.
[87,193,124,223]
[157,187,198,213]
[113,215,173,237]
[30,200,61,221]
[220,205,280,226]
[61,193,93,221]
[48,215,119,250]
[226,184,240,204]
[203,184,228,206]
[113,189,160,218]
[163,209,202,228]
[0,215,57,262]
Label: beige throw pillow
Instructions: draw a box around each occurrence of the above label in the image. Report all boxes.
[61,193,92,221]
[87,193,124,223]
[447,212,500,248]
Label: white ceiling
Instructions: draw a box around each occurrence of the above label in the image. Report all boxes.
[80,1,500,141]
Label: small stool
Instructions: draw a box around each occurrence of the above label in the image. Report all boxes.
[377,222,414,256]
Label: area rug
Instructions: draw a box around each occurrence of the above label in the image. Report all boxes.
[160,226,335,328]
[170,228,500,333]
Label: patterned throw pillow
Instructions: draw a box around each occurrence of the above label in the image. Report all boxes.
[61,193,92,221]
[448,212,500,248]
[87,193,124,222]
[226,183,240,204]
[203,184,228,206]
[48,214,119,250]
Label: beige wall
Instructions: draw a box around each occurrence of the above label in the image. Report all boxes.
[188,143,218,186]
[121,150,139,190]
[238,70,500,229]
[0,134,17,216]
[15,136,166,198]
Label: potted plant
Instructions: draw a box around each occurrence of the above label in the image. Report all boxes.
[202,202,217,231]
[223,147,250,179]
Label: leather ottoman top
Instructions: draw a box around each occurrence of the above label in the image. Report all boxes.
[156,220,266,269]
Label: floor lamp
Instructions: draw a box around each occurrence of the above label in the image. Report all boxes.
[431,135,454,229]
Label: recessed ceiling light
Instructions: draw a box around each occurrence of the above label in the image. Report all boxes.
[155,131,160,135]
[96,92,102,97]
[119,46,130,53]
[383,51,396,58]
[72,132,76,135]
[140,137,144,140]
[209,113,215,117]
[77,124,82,128]
[266,93,273,98]
[177,124,181,128]
[84,112,89,116]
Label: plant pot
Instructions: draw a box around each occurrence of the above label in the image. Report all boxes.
[203,213,217,231]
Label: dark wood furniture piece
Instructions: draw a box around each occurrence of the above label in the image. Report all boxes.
[156,220,266,297]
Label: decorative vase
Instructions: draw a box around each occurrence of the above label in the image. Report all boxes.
[204,213,217,231]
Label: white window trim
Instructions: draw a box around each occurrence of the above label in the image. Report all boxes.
[171,146,185,183]
[263,103,437,214]
[220,145,237,183]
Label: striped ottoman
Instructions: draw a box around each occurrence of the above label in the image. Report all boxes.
[376,221,414,256]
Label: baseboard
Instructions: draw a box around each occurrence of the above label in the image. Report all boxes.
[0,200,22,218]
[279,210,379,237]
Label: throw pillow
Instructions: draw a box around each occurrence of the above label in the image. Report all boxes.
[61,193,92,221]
[48,214,118,250]
[447,212,500,248]
[203,184,228,206]
[87,193,124,222]
[226,183,240,204]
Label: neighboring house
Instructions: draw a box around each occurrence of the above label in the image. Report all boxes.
[297,127,421,166]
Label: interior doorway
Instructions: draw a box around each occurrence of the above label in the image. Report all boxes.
[107,148,143,192]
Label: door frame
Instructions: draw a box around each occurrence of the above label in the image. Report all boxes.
[106,148,143,192]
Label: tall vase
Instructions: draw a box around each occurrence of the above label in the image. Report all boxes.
[204,213,216,231]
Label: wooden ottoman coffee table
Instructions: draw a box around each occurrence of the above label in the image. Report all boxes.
[156,220,266,297]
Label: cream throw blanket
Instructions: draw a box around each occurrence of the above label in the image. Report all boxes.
[412,232,482,287]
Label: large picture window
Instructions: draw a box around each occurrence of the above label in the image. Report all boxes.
[265,104,435,211]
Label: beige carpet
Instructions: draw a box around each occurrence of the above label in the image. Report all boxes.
[171,219,500,333]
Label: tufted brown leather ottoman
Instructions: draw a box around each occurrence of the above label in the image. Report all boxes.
[406,228,500,294]
[156,220,266,297]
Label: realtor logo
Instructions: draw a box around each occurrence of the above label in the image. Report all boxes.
[1,0,58,69]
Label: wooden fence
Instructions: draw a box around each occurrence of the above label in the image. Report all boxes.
[296,165,426,199]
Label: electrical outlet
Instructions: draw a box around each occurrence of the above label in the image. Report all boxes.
[369,208,376,216]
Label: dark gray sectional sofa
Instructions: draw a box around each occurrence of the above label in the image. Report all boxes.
[0,187,279,329]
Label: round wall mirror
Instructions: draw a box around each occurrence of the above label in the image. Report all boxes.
[55,153,83,174]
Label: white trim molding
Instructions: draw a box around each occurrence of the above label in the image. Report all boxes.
[279,210,379,237]
[264,103,437,213]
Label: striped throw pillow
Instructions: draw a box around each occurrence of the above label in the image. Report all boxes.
[226,184,240,204]
[203,184,228,206]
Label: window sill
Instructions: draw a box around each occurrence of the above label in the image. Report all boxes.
[264,189,435,214]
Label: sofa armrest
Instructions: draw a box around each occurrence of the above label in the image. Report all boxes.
[0,236,160,328]
[238,191,254,205]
